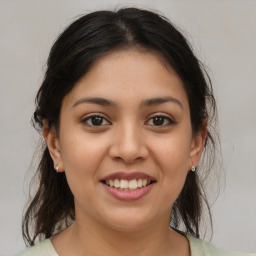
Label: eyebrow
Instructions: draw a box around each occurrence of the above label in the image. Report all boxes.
[72,97,116,108]
[140,96,183,109]
[72,96,183,109]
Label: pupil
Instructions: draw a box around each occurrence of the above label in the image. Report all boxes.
[92,116,103,126]
[153,117,164,126]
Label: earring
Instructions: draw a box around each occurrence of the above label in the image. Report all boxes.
[191,166,196,172]
[55,166,59,173]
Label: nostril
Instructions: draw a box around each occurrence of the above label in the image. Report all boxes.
[108,135,149,163]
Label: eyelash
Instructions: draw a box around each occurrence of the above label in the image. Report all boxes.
[81,114,111,127]
[81,114,175,127]
[146,115,175,127]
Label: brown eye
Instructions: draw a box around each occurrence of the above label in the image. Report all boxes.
[82,115,110,126]
[91,116,104,126]
[146,116,174,127]
[152,116,165,126]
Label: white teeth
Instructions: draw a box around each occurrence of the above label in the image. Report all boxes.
[105,178,152,190]
[120,179,129,189]
[128,179,137,189]
[113,179,120,188]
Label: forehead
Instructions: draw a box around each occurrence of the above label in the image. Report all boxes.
[86,48,176,82]
[63,48,189,110]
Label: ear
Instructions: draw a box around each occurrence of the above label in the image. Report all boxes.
[43,119,64,172]
[188,121,207,171]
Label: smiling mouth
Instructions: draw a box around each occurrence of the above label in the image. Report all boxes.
[101,179,156,191]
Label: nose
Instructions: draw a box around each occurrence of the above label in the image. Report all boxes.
[108,123,149,164]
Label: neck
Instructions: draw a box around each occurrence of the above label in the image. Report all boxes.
[52,213,190,256]
[74,221,170,256]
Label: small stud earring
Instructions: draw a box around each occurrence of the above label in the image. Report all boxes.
[191,166,196,172]
[55,166,59,173]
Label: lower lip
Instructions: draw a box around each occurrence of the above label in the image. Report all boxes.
[102,183,154,201]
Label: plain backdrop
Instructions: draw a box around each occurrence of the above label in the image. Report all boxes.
[0,0,255,255]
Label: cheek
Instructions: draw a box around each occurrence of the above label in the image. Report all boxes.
[59,132,107,196]
[153,133,191,171]
[151,133,191,199]
[60,129,107,169]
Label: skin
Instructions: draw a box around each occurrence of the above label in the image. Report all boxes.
[44,49,206,256]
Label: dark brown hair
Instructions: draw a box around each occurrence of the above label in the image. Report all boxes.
[23,7,217,246]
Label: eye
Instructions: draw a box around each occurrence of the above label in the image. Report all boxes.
[82,115,111,127]
[146,115,174,127]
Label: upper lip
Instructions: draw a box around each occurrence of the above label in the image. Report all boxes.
[101,172,156,181]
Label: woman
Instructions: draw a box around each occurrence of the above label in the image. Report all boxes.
[17,7,255,256]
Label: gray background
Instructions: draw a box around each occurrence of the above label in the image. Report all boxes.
[1,0,255,255]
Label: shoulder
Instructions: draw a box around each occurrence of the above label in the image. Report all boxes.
[186,234,256,256]
[15,239,58,256]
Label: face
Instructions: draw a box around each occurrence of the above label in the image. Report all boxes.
[45,49,205,232]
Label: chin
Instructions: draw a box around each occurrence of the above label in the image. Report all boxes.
[98,209,158,232]
[105,221,149,233]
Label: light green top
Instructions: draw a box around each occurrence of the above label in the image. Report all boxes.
[186,235,255,256]
[16,234,256,256]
